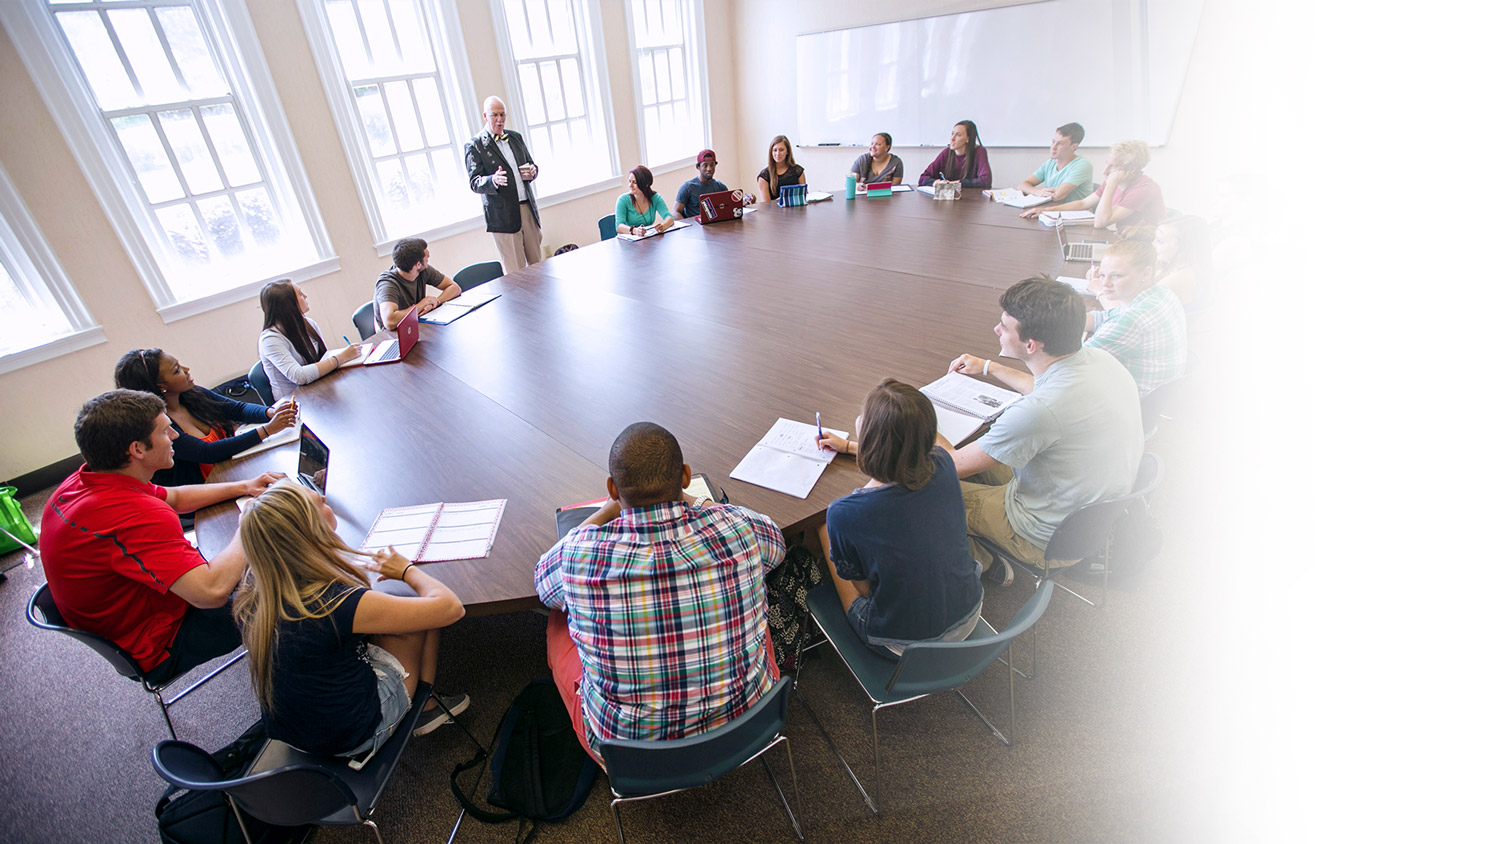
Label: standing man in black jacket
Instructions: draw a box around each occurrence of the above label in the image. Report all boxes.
[465,96,542,275]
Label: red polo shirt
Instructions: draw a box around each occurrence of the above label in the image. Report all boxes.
[40,466,207,671]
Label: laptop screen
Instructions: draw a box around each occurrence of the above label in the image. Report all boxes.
[296,424,330,495]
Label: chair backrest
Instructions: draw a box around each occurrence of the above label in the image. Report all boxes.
[886,582,1054,698]
[247,361,273,404]
[453,261,503,291]
[1044,453,1164,561]
[351,301,376,340]
[1132,452,1164,498]
[153,740,358,827]
[599,677,792,798]
[27,583,144,681]
[598,214,617,241]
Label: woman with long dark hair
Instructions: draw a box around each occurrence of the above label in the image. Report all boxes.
[615,165,674,237]
[258,279,362,401]
[756,135,806,203]
[814,379,984,657]
[114,348,297,487]
[235,480,468,756]
[918,120,992,189]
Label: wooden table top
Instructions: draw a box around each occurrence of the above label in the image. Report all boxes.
[199,190,1091,614]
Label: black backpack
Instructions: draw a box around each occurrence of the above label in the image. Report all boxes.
[155,721,310,844]
[450,678,599,842]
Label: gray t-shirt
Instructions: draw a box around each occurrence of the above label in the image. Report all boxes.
[975,347,1143,549]
[850,152,904,184]
[374,265,445,330]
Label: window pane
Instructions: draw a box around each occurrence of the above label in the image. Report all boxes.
[56,11,139,110]
[385,81,424,152]
[410,77,449,146]
[236,187,282,247]
[112,114,184,203]
[326,0,373,79]
[431,150,461,198]
[669,46,685,101]
[156,203,209,264]
[356,0,398,66]
[523,0,550,53]
[502,0,535,59]
[199,194,244,257]
[538,61,564,123]
[653,50,671,103]
[355,85,397,156]
[201,104,258,188]
[0,261,69,356]
[157,6,227,99]
[559,57,584,119]
[638,53,656,105]
[108,9,186,104]
[404,153,435,204]
[518,63,545,124]
[388,0,435,74]
[160,109,224,195]
[376,158,409,209]
[545,0,577,53]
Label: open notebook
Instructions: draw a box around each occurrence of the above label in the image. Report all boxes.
[358,499,506,563]
[730,418,848,499]
[920,372,1022,446]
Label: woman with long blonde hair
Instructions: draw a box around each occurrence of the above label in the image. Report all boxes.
[234,481,467,757]
[756,134,806,202]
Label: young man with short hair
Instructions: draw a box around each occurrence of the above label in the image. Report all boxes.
[535,422,785,760]
[1081,239,1187,395]
[373,236,459,330]
[943,278,1143,580]
[40,389,282,681]
[674,149,729,219]
[1017,122,1093,205]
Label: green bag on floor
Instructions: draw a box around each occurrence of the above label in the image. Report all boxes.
[0,485,38,555]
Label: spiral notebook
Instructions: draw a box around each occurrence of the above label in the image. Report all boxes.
[358,499,507,562]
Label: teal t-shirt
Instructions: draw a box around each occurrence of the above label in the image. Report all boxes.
[1032,156,1094,203]
[615,192,671,229]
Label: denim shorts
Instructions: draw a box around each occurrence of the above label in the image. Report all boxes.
[339,644,412,759]
[846,595,985,661]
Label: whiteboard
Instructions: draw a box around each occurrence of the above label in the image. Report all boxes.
[796,0,1203,148]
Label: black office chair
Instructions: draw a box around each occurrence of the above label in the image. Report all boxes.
[352,301,376,341]
[26,583,246,739]
[153,682,449,844]
[453,261,503,291]
[247,361,273,404]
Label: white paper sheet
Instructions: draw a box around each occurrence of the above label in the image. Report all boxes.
[729,418,849,499]
[921,372,1022,420]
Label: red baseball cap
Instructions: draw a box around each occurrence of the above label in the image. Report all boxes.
[696,149,716,164]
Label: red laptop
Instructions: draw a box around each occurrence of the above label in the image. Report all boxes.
[698,189,749,224]
[359,305,419,365]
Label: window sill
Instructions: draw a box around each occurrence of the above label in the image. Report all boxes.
[374,215,486,256]
[156,257,342,324]
[0,326,107,376]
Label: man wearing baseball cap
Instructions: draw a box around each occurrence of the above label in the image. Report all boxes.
[674,149,731,219]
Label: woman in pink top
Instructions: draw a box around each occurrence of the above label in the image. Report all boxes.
[918,120,991,189]
[1022,139,1164,229]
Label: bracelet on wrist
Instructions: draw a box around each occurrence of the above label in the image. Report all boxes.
[983,359,991,377]
[400,563,414,582]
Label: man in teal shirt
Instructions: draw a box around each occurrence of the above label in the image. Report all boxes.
[1017,122,1093,205]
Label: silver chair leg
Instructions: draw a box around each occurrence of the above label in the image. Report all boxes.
[870,707,882,813]
[759,737,804,840]
[363,818,385,844]
[792,687,876,813]
[227,798,255,843]
[153,691,176,740]
[610,799,628,844]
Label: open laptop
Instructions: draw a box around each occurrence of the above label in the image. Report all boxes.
[360,304,419,365]
[1056,221,1108,263]
[295,423,330,495]
[698,189,747,224]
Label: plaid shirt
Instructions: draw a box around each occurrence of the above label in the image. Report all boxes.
[1086,284,1187,395]
[535,500,786,746]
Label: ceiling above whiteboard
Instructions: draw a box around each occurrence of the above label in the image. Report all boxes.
[795,0,1204,148]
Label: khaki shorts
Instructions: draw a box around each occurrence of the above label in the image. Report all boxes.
[960,465,1077,572]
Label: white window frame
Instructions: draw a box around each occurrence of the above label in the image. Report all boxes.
[1,0,338,323]
[624,0,711,171]
[0,162,105,376]
[488,0,620,206]
[297,0,482,250]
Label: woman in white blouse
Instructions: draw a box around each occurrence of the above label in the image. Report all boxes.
[257,279,362,401]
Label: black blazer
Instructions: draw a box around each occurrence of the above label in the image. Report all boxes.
[464,130,541,234]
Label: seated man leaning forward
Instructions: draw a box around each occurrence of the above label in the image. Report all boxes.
[39,389,282,682]
[374,236,460,331]
[535,422,786,762]
[941,278,1143,583]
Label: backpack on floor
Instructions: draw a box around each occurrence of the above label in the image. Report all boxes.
[765,544,824,672]
[155,720,310,844]
[449,678,599,843]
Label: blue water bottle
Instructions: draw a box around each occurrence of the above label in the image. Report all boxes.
[845,172,856,200]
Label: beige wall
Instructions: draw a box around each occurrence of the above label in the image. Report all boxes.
[1,0,1238,480]
[729,0,1242,215]
[0,0,740,479]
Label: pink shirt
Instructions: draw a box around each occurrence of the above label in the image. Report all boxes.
[1093,172,1165,227]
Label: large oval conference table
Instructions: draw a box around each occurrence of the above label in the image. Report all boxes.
[199,190,1101,614]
